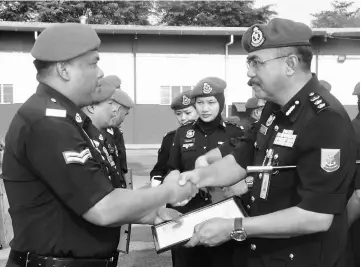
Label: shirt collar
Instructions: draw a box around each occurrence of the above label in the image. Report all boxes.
[193,118,227,131]
[36,83,89,128]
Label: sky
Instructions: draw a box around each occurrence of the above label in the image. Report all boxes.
[253,0,360,26]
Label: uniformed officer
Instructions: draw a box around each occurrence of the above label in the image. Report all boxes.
[1,23,197,267]
[319,80,332,92]
[179,18,356,267]
[242,97,265,131]
[150,90,198,187]
[346,82,360,267]
[168,77,244,267]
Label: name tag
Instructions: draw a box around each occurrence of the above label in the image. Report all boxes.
[182,143,194,149]
[217,141,224,145]
[45,108,66,118]
[273,132,297,147]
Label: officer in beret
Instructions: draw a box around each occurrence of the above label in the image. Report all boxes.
[150,90,198,188]
[168,77,244,267]
[346,81,360,267]
[2,23,197,267]
[179,18,356,267]
[242,97,265,131]
[319,80,332,92]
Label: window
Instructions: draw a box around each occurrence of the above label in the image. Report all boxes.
[0,84,14,104]
[160,85,194,105]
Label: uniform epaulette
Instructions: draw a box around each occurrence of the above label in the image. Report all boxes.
[224,121,244,130]
[308,92,330,113]
[163,129,176,138]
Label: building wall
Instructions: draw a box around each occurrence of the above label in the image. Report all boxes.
[0,32,359,143]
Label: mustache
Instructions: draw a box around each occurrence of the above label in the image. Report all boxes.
[248,79,260,87]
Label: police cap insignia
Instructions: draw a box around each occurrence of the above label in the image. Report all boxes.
[251,27,265,48]
[203,83,213,94]
[182,95,191,106]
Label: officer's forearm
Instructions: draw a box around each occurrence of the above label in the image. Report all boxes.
[83,185,174,226]
[195,154,247,188]
[347,190,360,226]
[243,207,334,238]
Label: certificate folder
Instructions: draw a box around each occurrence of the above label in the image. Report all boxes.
[151,197,247,253]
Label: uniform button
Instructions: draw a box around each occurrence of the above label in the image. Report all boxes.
[259,173,263,179]
[50,98,57,102]
[251,196,255,202]
[274,154,279,160]
[295,100,300,105]
[254,142,257,147]
[289,253,294,260]
[274,125,279,131]
[250,244,256,250]
[247,205,251,209]
[203,146,206,149]
[205,135,207,137]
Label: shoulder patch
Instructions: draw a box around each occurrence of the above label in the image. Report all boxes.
[45,108,66,118]
[309,92,330,113]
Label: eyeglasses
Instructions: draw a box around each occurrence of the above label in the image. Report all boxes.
[246,56,288,70]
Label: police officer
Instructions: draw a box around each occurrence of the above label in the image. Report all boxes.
[242,97,265,131]
[168,77,244,267]
[179,18,356,267]
[150,90,198,187]
[346,82,360,267]
[1,23,197,267]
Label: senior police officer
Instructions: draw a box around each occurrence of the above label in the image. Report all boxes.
[178,18,356,267]
[1,23,197,267]
[168,77,244,267]
[150,90,198,187]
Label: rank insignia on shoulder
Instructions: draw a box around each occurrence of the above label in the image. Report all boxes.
[186,129,195,138]
[321,149,340,172]
[63,148,92,165]
[45,108,66,118]
[75,113,82,123]
[309,93,330,113]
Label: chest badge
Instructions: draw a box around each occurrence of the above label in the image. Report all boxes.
[75,113,82,123]
[186,129,195,138]
[266,114,275,126]
[321,149,340,172]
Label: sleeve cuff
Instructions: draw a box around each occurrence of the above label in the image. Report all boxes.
[297,192,347,214]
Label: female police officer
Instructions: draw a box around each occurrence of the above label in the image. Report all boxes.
[167,77,244,267]
[150,90,198,187]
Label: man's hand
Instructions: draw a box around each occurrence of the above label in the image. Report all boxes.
[154,207,182,225]
[185,218,234,247]
[163,170,198,205]
[195,156,209,168]
[222,180,248,198]
[179,170,203,188]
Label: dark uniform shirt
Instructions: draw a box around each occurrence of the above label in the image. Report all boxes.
[168,119,244,212]
[2,84,120,258]
[150,130,176,181]
[231,76,356,267]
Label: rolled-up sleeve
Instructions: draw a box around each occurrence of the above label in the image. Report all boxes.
[26,117,114,216]
[296,111,356,214]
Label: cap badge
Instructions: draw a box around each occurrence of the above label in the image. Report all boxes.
[251,26,265,48]
[75,113,82,123]
[203,83,213,94]
[182,95,191,106]
[186,129,195,138]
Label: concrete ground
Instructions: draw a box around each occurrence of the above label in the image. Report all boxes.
[0,148,175,267]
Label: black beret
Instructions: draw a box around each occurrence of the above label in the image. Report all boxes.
[31,23,100,61]
[171,90,195,110]
[242,18,312,53]
[191,77,226,98]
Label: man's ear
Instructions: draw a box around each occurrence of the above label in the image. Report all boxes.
[85,105,96,114]
[55,61,71,81]
[285,55,298,76]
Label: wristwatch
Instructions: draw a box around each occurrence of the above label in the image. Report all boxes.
[245,176,254,190]
[230,218,247,242]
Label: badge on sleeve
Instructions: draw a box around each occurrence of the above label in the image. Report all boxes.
[186,129,195,138]
[321,149,340,172]
[63,148,92,165]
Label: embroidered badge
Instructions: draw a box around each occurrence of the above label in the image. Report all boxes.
[182,95,191,105]
[266,114,275,127]
[75,113,82,123]
[63,148,92,164]
[186,129,195,138]
[203,83,213,94]
[251,26,265,47]
[321,149,340,172]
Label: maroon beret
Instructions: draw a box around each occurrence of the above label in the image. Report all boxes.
[191,77,226,98]
[171,90,195,110]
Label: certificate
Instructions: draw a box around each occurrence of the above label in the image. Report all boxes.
[151,197,247,253]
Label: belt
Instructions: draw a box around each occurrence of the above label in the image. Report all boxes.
[9,250,118,267]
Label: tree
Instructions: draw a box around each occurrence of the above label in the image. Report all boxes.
[155,1,276,27]
[311,0,360,28]
[0,1,153,25]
